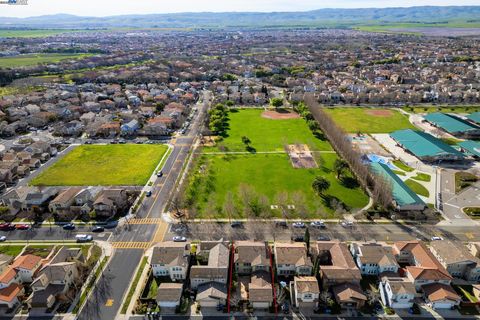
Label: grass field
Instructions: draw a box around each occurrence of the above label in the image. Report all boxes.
[186,109,368,219]
[0,29,79,38]
[323,107,415,133]
[0,53,93,68]
[0,245,24,257]
[405,179,430,198]
[206,108,332,152]
[31,144,168,186]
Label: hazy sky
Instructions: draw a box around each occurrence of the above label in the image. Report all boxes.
[1,0,478,18]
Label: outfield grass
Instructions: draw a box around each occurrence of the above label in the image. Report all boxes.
[405,179,430,198]
[206,108,332,152]
[186,153,368,219]
[0,53,93,68]
[31,144,168,186]
[323,107,415,133]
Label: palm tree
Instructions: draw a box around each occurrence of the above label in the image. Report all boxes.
[312,177,330,195]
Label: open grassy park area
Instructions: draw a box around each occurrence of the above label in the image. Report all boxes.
[185,108,368,219]
[0,53,93,68]
[324,107,415,133]
[31,144,168,186]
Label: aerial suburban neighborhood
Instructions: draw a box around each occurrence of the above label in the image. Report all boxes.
[0,1,479,320]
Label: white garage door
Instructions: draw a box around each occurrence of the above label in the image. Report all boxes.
[199,300,218,307]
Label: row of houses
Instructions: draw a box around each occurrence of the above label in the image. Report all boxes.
[1,186,130,221]
[148,239,480,314]
[0,246,86,312]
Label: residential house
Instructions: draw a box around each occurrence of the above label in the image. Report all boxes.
[48,187,83,214]
[379,276,417,309]
[93,189,128,219]
[274,242,312,277]
[234,241,269,275]
[190,242,229,289]
[156,283,183,311]
[0,283,24,309]
[120,119,139,136]
[331,283,367,310]
[196,282,227,308]
[292,276,320,310]
[248,271,273,310]
[311,241,362,288]
[151,242,190,281]
[429,240,480,282]
[28,247,84,309]
[421,283,461,310]
[11,254,43,283]
[350,243,399,276]
[393,241,452,290]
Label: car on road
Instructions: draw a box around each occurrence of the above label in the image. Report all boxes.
[15,224,30,230]
[231,221,243,228]
[92,226,104,233]
[145,190,152,197]
[0,236,6,242]
[104,221,118,229]
[292,222,306,228]
[317,235,331,241]
[110,140,118,144]
[275,221,288,228]
[76,234,93,243]
[84,140,92,144]
[63,223,75,230]
[310,221,326,229]
[0,223,15,231]
[118,139,126,144]
[173,236,187,242]
[431,236,443,241]
[340,220,354,228]
[156,171,163,177]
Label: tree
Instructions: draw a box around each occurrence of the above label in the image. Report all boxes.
[241,136,251,147]
[333,159,349,179]
[304,228,310,251]
[366,289,380,306]
[269,97,283,110]
[275,191,289,221]
[319,291,333,307]
[312,177,330,195]
[223,192,236,223]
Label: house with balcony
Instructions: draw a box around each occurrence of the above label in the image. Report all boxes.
[274,242,312,277]
[190,242,229,289]
[379,276,417,309]
[151,242,190,281]
[234,241,269,275]
[350,243,399,276]
[292,276,320,310]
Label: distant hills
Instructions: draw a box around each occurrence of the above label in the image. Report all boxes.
[0,6,480,29]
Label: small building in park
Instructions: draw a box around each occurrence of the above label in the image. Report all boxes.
[370,162,426,211]
[423,112,480,139]
[390,129,464,162]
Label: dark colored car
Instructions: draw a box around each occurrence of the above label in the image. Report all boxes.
[0,223,15,231]
[92,226,105,233]
[231,221,243,228]
[317,235,331,241]
[62,223,75,230]
[145,190,152,197]
[291,235,305,242]
[104,221,118,229]
[156,171,163,177]
[275,221,288,228]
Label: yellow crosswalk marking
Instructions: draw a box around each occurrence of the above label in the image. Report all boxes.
[126,218,163,225]
[105,299,114,307]
[111,242,151,249]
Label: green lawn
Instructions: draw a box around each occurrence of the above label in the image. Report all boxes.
[31,144,168,186]
[323,107,415,133]
[186,153,368,219]
[206,108,332,152]
[0,29,79,38]
[455,172,478,193]
[392,160,415,172]
[411,173,431,182]
[405,179,430,198]
[0,245,24,257]
[0,53,93,68]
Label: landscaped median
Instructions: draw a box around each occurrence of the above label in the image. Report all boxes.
[121,256,148,314]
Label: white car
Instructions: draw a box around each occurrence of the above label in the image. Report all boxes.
[310,221,326,228]
[431,236,443,241]
[0,236,6,242]
[173,236,187,242]
[340,220,354,227]
[75,234,93,243]
[292,222,306,228]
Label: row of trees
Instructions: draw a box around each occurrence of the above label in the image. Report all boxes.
[208,103,229,136]
[304,96,393,210]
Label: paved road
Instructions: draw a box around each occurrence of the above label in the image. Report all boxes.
[78,249,144,320]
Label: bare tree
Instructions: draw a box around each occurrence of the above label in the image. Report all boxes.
[223,191,236,223]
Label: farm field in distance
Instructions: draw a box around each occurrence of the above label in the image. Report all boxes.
[185,108,368,219]
[31,144,168,186]
[0,53,93,68]
[324,107,415,133]
[0,29,79,38]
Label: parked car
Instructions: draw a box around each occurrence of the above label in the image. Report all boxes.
[231,221,243,228]
[84,140,92,144]
[431,236,443,241]
[291,235,305,242]
[292,222,306,228]
[310,220,326,229]
[0,223,15,231]
[275,221,288,228]
[317,235,331,241]
[118,139,126,144]
[156,171,163,177]
[92,226,105,233]
[63,223,75,230]
[173,236,187,242]
[76,234,93,243]
[104,221,118,229]
[340,220,354,228]
[145,190,152,197]
[15,224,30,230]
[0,236,6,242]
